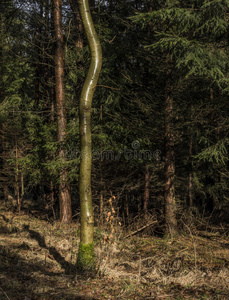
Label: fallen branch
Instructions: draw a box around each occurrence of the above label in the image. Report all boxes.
[124,221,157,238]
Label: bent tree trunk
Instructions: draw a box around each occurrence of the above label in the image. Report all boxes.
[77,0,102,272]
[53,0,72,223]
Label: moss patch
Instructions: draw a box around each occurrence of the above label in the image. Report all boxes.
[76,242,95,274]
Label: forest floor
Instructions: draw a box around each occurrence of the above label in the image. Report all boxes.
[0,207,229,300]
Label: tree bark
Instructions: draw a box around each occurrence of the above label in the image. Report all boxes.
[99,103,104,225]
[0,12,8,204]
[188,136,193,207]
[69,0,84,49]
[124,193,129,225]
[15,141,21,214]
[34,3,43,108]
[164,91,177,238]
[53,0,72,224]
[77,0,102,273]
[143,164,150,214]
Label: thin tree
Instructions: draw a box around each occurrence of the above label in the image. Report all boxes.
[69,0,83,49]
[164,68,177,237]
[143,164,150,214]
[76,0,102,273]
[53,0,72,223]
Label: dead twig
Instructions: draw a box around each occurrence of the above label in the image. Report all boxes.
[96,85,120,90]
[124,221,157,238]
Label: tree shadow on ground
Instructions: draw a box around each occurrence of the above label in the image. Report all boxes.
[22,224,75,275]
[0,245,95,299]
[0,225,97,300]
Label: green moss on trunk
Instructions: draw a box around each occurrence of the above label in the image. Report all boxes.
[76,0,102,276]
[76,242,95,273]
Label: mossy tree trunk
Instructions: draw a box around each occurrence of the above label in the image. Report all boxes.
[77,0,102,273]
[53,0,72,224]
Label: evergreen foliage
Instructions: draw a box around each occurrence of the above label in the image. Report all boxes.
[0,0,228,230]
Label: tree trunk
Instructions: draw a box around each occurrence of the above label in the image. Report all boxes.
[124,193,129,225]
[164,92,177,238]
[77,0,102,273]
[53,0,72,224]
[69,0,84,49]
[188,138,193,207]
[1,127,8,205]
[99,103,104,225]
[0,14,8,204]
[143,164,150,214]
[34,2,43,108]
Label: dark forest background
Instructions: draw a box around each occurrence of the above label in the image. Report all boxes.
[1,0,229,234]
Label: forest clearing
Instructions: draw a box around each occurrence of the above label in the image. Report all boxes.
[0,204,229,300]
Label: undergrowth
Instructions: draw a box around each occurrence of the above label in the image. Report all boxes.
[0,206,229,299]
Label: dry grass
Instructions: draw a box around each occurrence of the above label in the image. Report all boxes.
[0,208,229,299]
